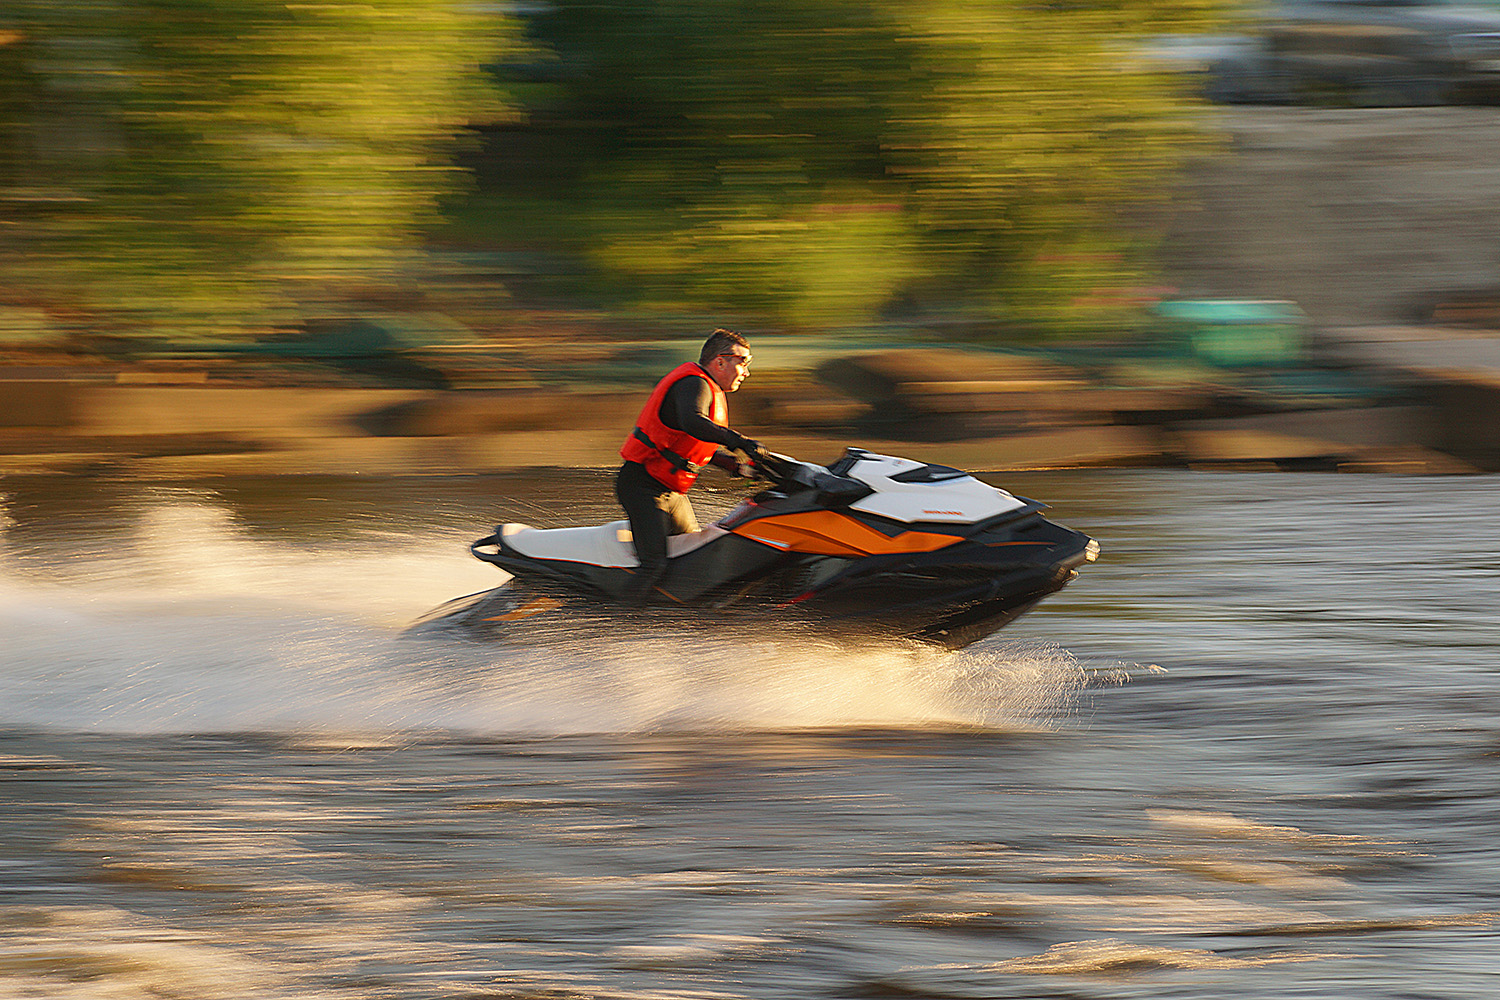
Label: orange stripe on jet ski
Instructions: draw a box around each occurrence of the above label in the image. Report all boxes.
[730,510,960,558]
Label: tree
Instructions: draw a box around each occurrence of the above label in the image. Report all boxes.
[513,0,1220,334]
[0,0,513,337]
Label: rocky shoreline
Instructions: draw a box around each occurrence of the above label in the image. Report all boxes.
[2,324,1497,478]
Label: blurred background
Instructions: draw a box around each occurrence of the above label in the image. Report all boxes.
[4,0,1500,476]
[6,10,1500,996]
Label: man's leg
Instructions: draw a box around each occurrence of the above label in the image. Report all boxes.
[615,463,677,603]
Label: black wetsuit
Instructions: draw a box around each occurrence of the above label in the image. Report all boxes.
[615,376,756,602]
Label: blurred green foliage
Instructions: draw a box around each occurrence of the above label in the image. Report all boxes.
[494,0,1223,335]
[1,0,1220,343]
[0,0,513,338]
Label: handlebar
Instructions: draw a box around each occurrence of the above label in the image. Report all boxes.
[744,449,872,506]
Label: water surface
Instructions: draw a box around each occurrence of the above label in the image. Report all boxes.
[2,468,1497,999]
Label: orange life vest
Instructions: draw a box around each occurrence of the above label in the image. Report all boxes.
[620,362,728,492]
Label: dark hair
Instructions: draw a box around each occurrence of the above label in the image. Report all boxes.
[699,328,749,365]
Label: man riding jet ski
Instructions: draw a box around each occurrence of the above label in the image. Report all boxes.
[615,328,764,604]
[409,448,1099,650]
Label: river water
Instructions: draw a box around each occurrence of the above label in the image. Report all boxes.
[1,467,1497,999]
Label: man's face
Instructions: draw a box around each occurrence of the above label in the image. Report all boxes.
[708,348,751,392]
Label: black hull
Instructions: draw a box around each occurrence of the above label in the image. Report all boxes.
[407,537,1090,651]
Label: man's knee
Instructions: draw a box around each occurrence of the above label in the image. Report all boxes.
[662,494,698,535]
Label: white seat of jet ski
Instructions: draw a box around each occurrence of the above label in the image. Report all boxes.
[501,521,728,568]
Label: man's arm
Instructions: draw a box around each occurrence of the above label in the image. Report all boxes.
[660,377,756,453]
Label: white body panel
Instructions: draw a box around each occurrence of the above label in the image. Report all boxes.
[843,452,1025,524]
[491,451,1021,569]
[499,521,727,568]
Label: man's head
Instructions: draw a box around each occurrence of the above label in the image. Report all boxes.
[700,328,751,392]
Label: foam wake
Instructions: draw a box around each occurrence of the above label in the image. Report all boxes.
[0,599,1083,735]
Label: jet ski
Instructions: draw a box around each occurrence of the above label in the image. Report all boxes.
[408,447,1098,650]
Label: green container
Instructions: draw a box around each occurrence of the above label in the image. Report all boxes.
[1152,299,1306,367]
